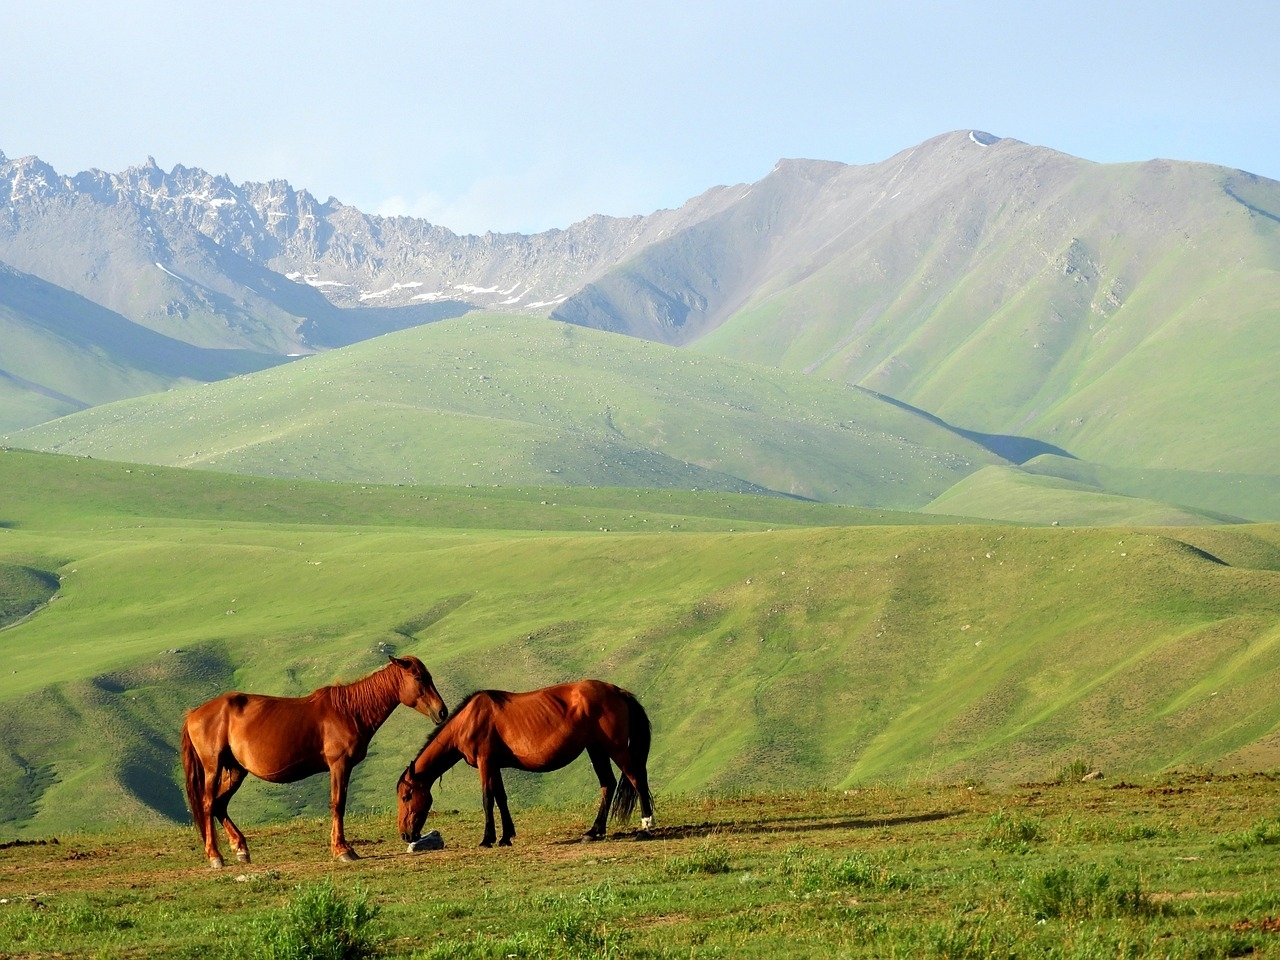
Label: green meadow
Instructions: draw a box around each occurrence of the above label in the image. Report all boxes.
[921,465,1250,527]
[4,314,1000,508]
[11,312,1278,526]
[4,777,1280,958]
[2,448,1279,844]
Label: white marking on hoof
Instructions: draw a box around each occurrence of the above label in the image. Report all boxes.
[337,850,360,862]
[640,816,655,831]
[210,857,224,869]
[236,850,251,864]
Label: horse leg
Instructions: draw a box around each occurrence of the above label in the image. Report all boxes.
[491,769,517,847]
[632,767,656,836]
[477,760,515,847]
[615,754,656,837]
[329,760,358,861]
[478,766,497,848]
[633,769,656,836]
[200,759,227,869]
[212,764,251,863]
[585,746,616,840]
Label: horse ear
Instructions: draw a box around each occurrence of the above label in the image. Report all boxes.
[389,655,409,669]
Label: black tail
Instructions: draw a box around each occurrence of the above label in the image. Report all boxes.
[611,691,653,824]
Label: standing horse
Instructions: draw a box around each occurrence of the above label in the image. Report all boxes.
[397,679,654,848]
[181,655,447,867]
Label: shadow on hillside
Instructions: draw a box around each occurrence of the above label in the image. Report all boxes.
[858,388,1075,465]
[553,809,962,844]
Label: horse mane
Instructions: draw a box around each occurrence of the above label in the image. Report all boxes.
[324,660,402,728]
[414,689,510,753]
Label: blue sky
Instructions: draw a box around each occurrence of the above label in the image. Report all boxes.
[3,0,1277,235]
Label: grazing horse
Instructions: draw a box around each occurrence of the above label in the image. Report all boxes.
[181,655,447,868]
[397,679,654,848]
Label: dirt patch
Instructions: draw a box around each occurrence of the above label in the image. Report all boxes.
[1232,917,1280,933]
[0,837,59,851]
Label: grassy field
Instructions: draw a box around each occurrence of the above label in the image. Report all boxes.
[4,314,999,509]
[921,465,1247,527]
[1016,456,1280,525]
[3,774,1280,958]
[11,309,1277,525]
[3,448,1280,843]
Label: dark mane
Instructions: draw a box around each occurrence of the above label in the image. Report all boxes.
[414,689,511,752]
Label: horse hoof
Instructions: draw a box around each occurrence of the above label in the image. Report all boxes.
[209,857,225,869]
[337,850,360,862]
[236,851,251,864]
[584,831,604,842]
[479,840,494,848]
[498,838,513,847]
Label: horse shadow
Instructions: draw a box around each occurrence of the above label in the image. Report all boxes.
[554,809,963,844]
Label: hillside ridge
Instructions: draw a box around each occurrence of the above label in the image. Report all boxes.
[4,132,1278,518]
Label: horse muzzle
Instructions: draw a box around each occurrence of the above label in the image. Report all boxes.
[418,698,448,724]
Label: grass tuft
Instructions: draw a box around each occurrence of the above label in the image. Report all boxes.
[1052,758,1095,784]
[663,841,733,875]
[980,810,1042,853]
[1218,817,1280,851]
[1017,864,1150,921]
[782,845,910,893]
[413,908,625,960]
[248,880,380,960]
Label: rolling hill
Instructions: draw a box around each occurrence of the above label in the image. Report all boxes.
[563,132,1280,480]
[4,314,1003,509]
[919,465,1248,527]
[2,449,1279,836]
[922,456,1280,527]
[0,261,286,431]
[5,132,1280,847]
[5,133,1278,524]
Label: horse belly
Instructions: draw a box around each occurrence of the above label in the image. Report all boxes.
[227,706,327,783]
[511,740,584,774]
[250,754,329,784]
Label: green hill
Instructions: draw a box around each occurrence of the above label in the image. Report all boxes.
[0,262,284,431]
[1019,455,1280,522]
[568,135,1280,482]
[6,135,1278,525]
[6,314,1002,509]
[921,465,1249,526]
[2,449,1279,837]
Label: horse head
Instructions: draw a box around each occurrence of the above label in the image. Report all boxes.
[389,655,448,724]
[397,765,433,842]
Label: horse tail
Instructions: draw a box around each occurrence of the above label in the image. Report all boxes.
[180,719,207,844]
[611,690,653,824]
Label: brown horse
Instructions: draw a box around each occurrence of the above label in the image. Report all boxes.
[182,655,447,867]
[397,679,654,848]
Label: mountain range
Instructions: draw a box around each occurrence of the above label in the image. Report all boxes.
[3,132,1278,521]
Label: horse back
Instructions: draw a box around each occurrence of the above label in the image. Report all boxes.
[463,681,636,771]
[186,690,335,782]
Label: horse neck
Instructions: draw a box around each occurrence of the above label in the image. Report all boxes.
[331,663,403,735]
[412,725,463,783]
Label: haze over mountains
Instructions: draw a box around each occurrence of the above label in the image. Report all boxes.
[3,131,1278,521]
